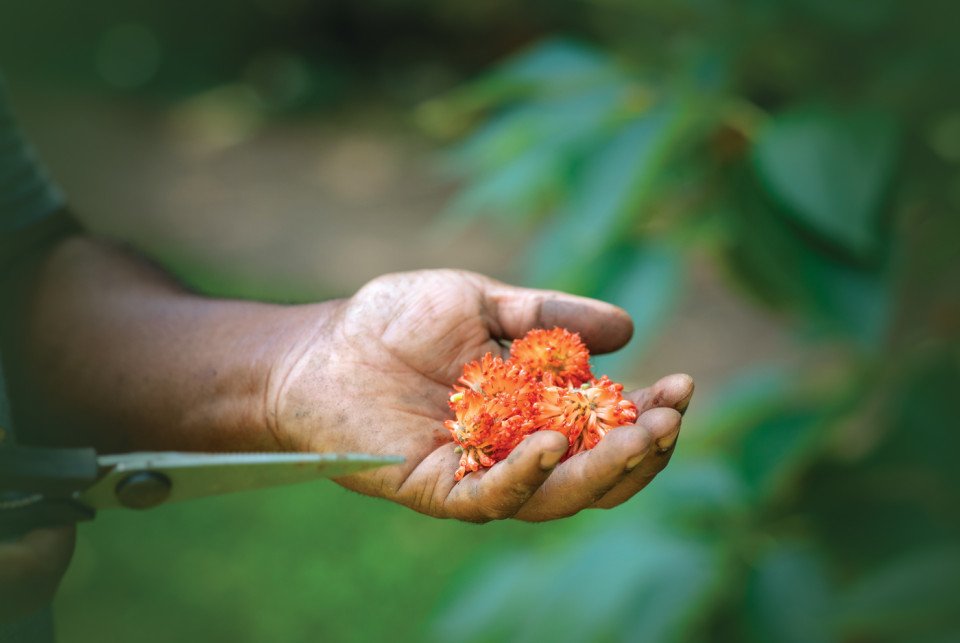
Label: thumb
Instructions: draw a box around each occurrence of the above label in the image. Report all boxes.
[478,277,633,354]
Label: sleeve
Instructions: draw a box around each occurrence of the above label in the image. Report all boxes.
[0,75,79,443]
[0,76,64,233]
[0,76,82,279]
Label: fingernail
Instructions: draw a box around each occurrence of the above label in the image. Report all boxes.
[625,452,646,471]
[656,431,679,453]
[540,449,564,470]
[672,374,694,415]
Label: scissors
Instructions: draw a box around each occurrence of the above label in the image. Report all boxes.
[0,445,403,540]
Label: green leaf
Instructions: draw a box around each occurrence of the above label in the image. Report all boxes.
[565,105,681,246]
[746,543,835,643]
[798,468,960,572]
[684,364,796,450]
[430,551,539,635]
[450,83,629,174]
[753,105,897,257]
[523,100,691,288]
[718,188,892,346]
[442,84,630,225]
[443,144,567,226]
[808,257,891,347]
[865,351,960,483]
[432,524,731,643]
[836,546,960,639]
[436,38,619,118]
[788,0,899,31]
[801,353,960,567]
[627,456,749,527]
[486,37,617,95]
[590,241,684,378]
[684,365,832,504]
[616,531,731,643]
[736,408,826,503]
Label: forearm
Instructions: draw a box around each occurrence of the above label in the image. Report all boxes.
[4,236,336,453]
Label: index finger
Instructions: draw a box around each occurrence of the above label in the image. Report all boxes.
[442,429,569,523]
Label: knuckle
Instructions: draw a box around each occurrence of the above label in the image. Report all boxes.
[462,512,494,524]
[477,502,513,522]
[473,477,539,522]
[583,452,625,483]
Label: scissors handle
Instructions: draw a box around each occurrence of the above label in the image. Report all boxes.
[0,446,99,540]
[0,494,95,540]
[0,446,99,494]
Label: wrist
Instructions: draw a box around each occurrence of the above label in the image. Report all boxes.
[263,298,347,453]
[7,237,339,453]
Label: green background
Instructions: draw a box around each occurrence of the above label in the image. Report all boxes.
[2,0,958,641]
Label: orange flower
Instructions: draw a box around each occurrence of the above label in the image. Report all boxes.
[445,388,540,481]
[453,353,529,399]
[445,327,635,479]
[535,377,638,459]
[509,327,593,388]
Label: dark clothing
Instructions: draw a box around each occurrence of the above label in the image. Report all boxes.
[0,75,67,643]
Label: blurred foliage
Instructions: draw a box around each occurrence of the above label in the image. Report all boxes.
[0,0,599,109]
[4,0,958,640]
[55,477,586,643]
[422,0,960,641]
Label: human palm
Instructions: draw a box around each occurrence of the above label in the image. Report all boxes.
[274,270,693,522]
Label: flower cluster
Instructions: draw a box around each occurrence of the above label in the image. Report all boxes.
[445,327,638,480]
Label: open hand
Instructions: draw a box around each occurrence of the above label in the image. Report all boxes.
[272,270,693,522]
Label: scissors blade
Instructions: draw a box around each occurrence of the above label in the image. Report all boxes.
[79,452,403,510]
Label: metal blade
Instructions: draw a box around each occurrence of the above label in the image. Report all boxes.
[79,452,403,510]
